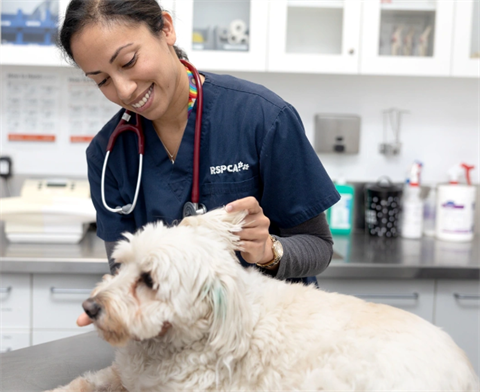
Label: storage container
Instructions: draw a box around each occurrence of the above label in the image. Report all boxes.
[364,177,403,238]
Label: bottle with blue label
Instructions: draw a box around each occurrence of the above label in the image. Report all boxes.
[327,177,355,235]
[436,163,476,242]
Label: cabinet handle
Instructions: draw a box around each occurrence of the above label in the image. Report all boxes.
[50,287,92,295]
[454,293,480,300]
[354,293,419,300]
[0,287,12,294]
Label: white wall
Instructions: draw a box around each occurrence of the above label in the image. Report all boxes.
[230,71,479,187]
[1,64,478,187]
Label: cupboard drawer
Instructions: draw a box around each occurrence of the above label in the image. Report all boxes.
[434,280,479,376]
[1,330,30,353]
[316,278,435,323]
[0,273,31,328]
[32,329,94,346]
[32,274,102,329]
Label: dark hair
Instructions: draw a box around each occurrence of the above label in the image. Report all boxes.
[59,0,188,65]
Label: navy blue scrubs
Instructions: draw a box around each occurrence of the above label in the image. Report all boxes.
[86,72,340,282]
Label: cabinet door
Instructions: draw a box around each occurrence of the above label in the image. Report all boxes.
[32,274,102,329]
[160,0,175,15]
[268,0,361,74]
[434,280,480,376]
[0,273,31,328]
[32,329,92,346]
[0,0,70,66]
[0,330,31,353]
[316,278,435,323]
[452,0,479,77]
[361,0,454,76]
[174,0,268,71]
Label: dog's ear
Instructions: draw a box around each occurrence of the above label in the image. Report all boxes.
[205,270,252,364]
[111,231,135,265]
[179,208,247,248]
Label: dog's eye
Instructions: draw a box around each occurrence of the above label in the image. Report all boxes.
[141,272,154,289]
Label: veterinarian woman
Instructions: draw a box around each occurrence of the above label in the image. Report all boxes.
[59,0,340,326]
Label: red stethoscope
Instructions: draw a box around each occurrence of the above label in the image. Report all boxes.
[100,59,206,217]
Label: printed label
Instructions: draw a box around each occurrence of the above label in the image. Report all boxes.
[210,161,250,175]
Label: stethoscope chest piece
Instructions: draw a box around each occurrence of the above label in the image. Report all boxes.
[183,202,207,217]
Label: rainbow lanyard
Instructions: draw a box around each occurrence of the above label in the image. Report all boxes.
[186,67,198,116]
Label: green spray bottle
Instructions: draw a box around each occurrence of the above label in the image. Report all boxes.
[327,177,355,235]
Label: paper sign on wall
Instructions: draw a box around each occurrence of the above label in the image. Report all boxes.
[67,76,119,143]
[2,72,60,142]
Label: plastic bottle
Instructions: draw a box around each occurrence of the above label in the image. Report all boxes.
[327,177,355,235]
[423,187,436,237]
[436,163,476,242]
[401,162,424,239]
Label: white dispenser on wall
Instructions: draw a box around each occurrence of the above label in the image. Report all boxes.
[401,161,424,239]
[435,163,476,242]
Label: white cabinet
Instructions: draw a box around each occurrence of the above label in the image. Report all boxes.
[1,0,476,78]
[160,0,175,15]
[316,278,436,322]
[174,0,269,72]
[0,273,32,352]
[32,329,92,345]
[360,0,455,76]
[267,0,361,74]
[452,0,480,77]
[0,0,71,66]
[0,273,31,328]
[0,331,30,353]
[31,274,100,343]
[0,273,101,351]
[0,45,68,66]
[434,280,480,377]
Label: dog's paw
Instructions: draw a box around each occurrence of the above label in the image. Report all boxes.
[44,377,95,392]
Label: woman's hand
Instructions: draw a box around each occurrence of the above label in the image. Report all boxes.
[226,196,274,265]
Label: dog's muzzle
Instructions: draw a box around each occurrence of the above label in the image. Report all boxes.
[83,298,101,320]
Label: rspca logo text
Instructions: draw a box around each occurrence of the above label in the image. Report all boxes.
[210,161,250,175]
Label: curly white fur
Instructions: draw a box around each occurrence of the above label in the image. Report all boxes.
[48,208,479,392]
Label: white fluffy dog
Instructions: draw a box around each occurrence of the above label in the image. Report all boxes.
[49,208,479,391]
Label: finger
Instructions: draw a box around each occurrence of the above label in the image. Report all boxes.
[225,197,260,214]
[240,218,259,229]
[76,312,93,327]
[240,214,268,230]
[237,230,261,241]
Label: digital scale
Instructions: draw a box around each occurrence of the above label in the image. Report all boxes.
[0,179,96,244]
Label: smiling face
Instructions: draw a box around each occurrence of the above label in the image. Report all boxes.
[70,14,189,123]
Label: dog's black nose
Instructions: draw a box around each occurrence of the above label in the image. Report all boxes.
[82,298,101,320]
